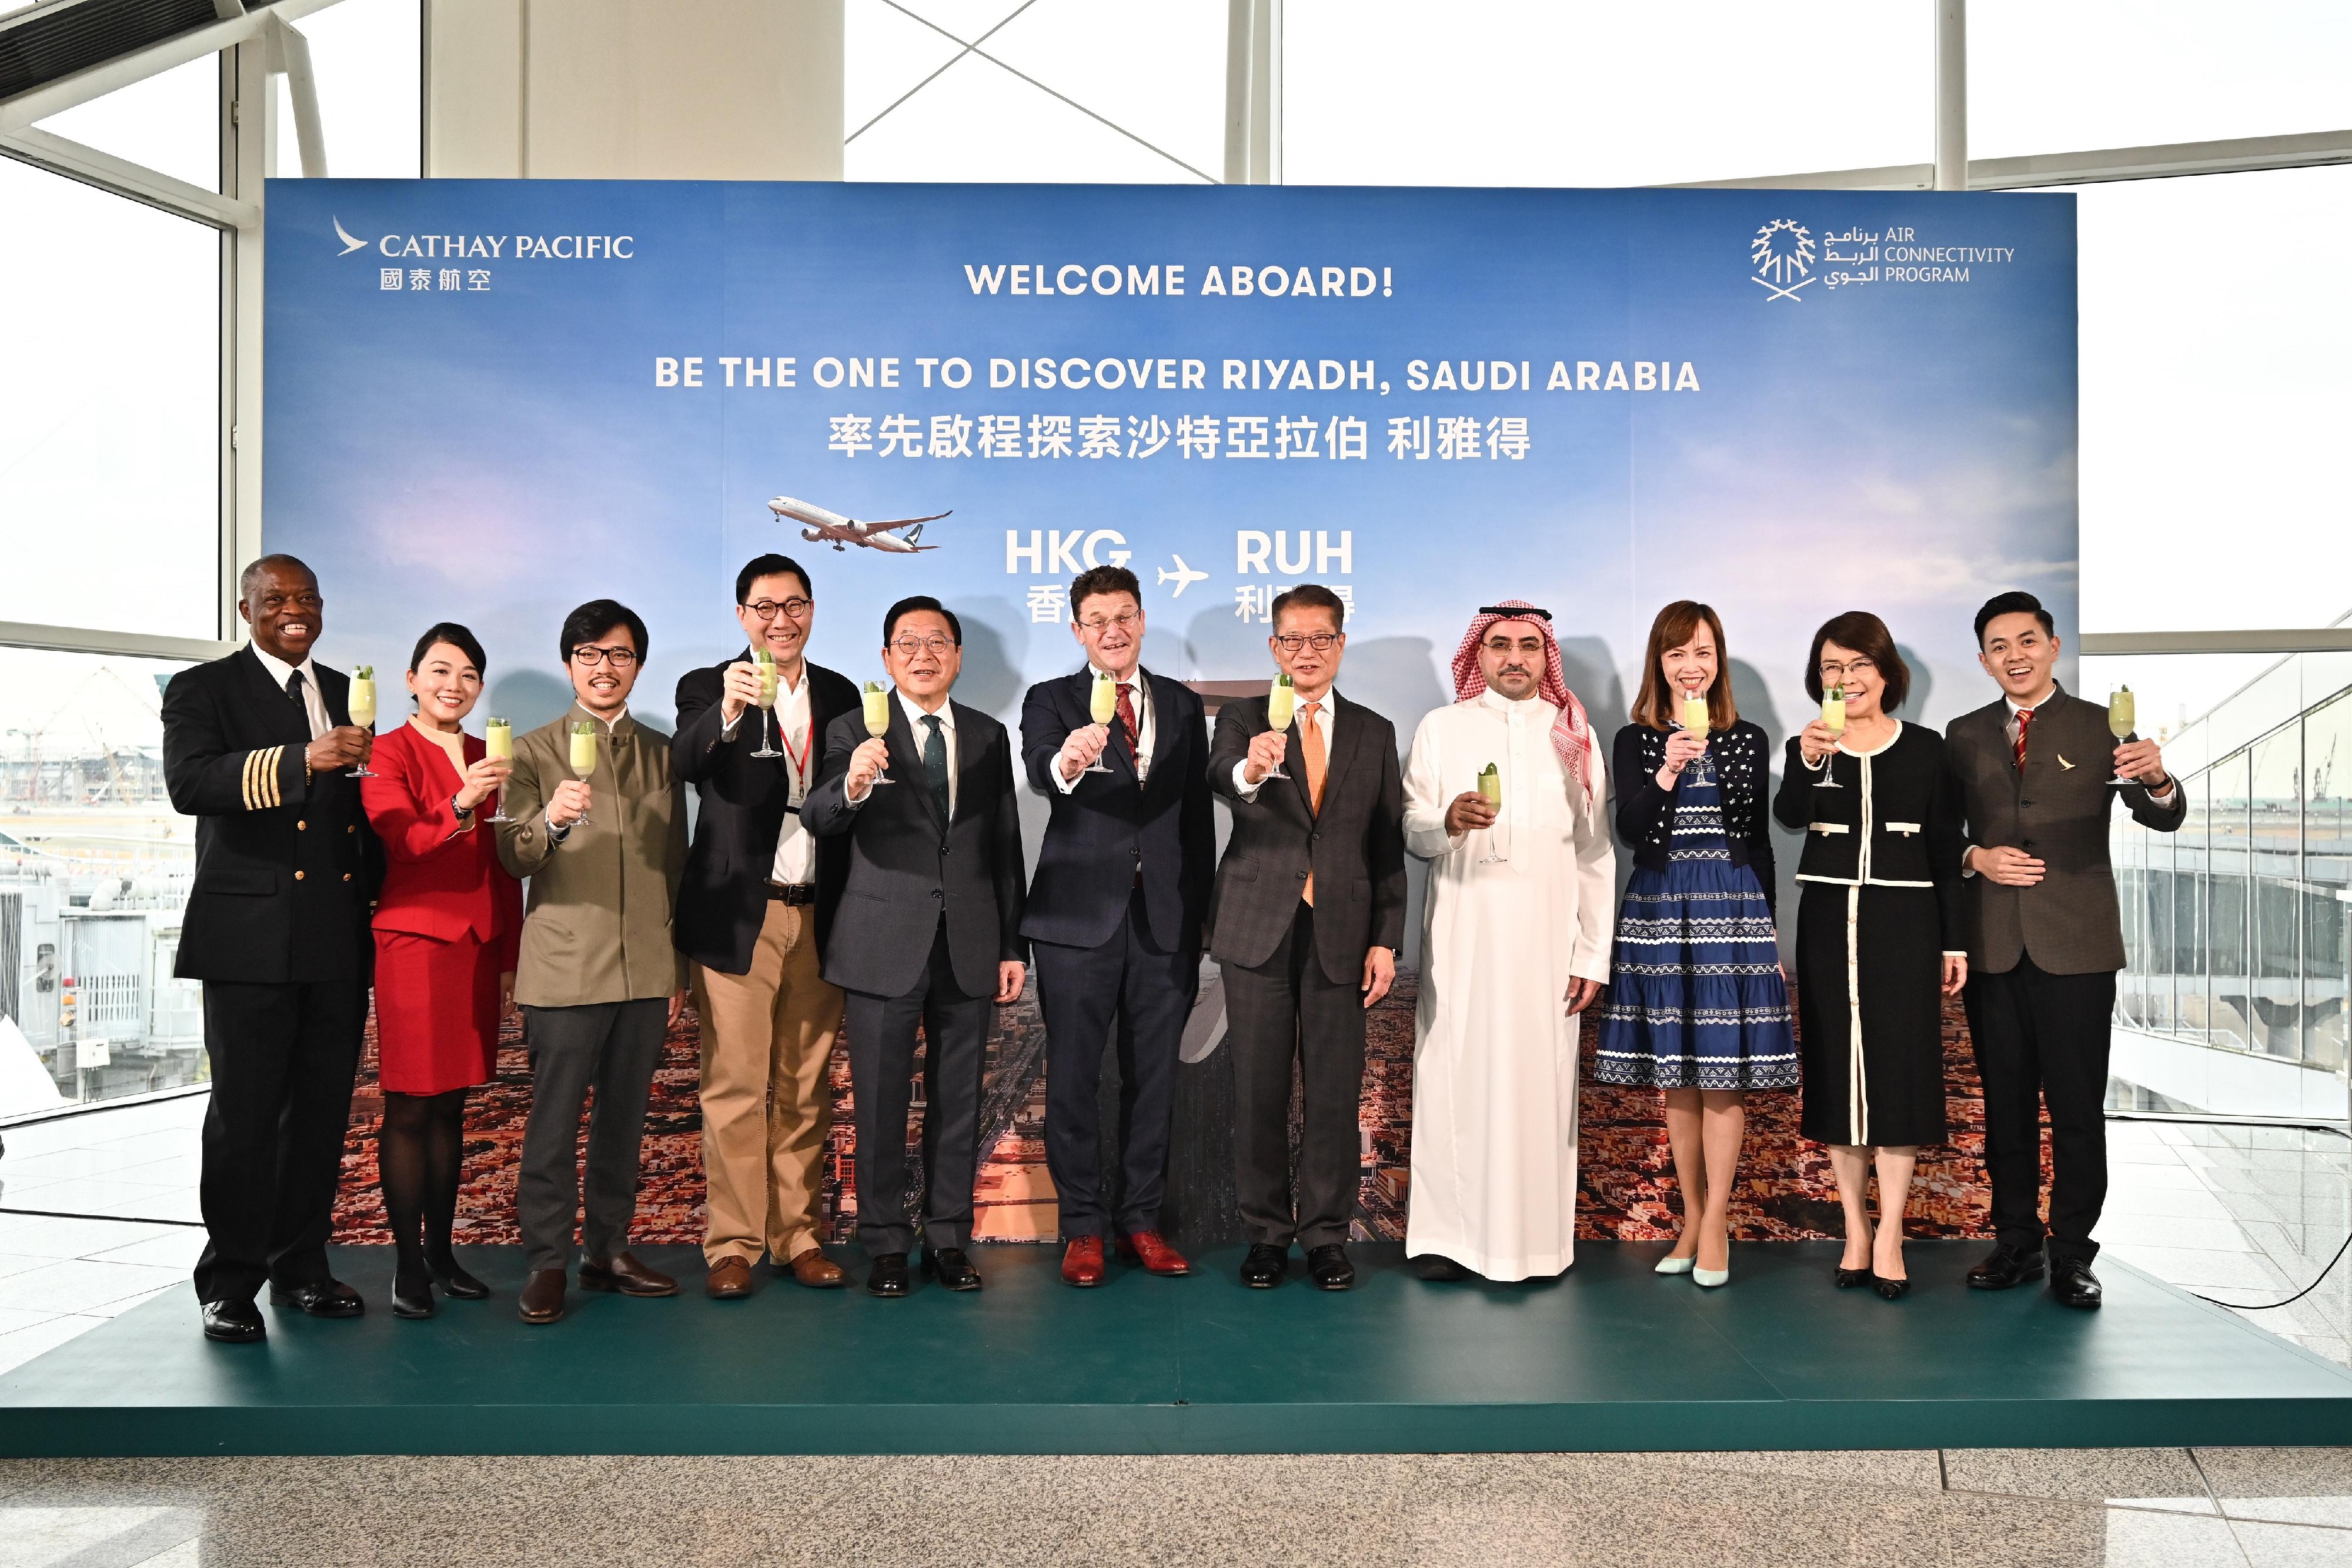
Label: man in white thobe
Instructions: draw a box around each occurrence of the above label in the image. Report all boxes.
[1402,601,1615,1282]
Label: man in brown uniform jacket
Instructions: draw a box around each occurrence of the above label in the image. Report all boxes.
[497,599,688,1325]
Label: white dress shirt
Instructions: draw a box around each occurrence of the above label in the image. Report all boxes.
[1232,687,1338,799]
[720,666,818,886]
[249,644,330,740]
[850,690,957,814]
[1054,666,1153,792]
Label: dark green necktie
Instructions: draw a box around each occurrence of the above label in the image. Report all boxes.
[920,713,950,822]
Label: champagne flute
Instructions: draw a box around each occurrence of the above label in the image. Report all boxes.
[1818,685,1847,790]
[569,720,597,827]
[861,681,897,785]
[1262,673,1296,781]
[1680,690,1710,781]
[1475,762,1508,865]
[750,648,783,759]
[347,666,379,778]
[2107,686,2138,787]
[483,717,514,824]
[1084,669,1117,774]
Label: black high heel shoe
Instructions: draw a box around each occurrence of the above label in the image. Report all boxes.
[426,1253,490,1300]
[1835,1265,1873,1289]
[392,1262,437,1320]
[1872,1272,1912,1301]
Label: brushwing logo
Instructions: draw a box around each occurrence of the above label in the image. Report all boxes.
[332,216,368,256]
[1750,219,1815,302]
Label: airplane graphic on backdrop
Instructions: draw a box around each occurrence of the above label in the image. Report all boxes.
[767,495,947,553]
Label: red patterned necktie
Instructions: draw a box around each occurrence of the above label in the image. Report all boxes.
[1114,681,1140,754]
[2013,705,2033,773]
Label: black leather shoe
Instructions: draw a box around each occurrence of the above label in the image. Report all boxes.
[923,1248,983,1292]
[1872,1273,1912,1301]
[201,1299,265,1343]
[867,1252,911,1298]
[1307,1243,1355,1291]
[1835,1266,1873,1289]
[1966,1244,2046,1291]
[1415,1253,1472,1282]
[1240,1242,1288,1288]
[426,1254,490,1300]
[268,1278,365,1318]
[2051,1258,2103,1309]
[391,1262,436,1320]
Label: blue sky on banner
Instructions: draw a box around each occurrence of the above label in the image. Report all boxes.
[265,179,2074,749]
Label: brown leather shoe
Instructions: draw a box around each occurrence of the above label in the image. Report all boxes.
[706,1256,754,1300]
[1115,1229,1192,1276]
[787,1248,846,1289]
[1062,1235,1106,1288]
[518,1268,566,1325]
[579,1251,677,1297]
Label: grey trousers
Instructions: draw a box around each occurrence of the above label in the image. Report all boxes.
[844,921,990,1256]
[517,998,668,1273]
[1226,902,1367,1249]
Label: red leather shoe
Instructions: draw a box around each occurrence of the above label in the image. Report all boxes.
[1115,1230,1192,1276]
[1062,1236,1106,1288]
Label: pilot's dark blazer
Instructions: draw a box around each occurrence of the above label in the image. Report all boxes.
[161,643,380,1309]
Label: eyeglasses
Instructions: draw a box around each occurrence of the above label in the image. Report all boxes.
[570,645,640,668]
[1818,657,1877,680]
[743,597,811,621]
[890,634,956,658]
[1273,633,1341,653]
[1077,611,1140,636]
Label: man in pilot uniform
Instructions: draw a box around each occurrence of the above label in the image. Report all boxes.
[162,554,380,1343]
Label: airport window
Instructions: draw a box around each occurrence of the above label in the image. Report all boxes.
[32,52,220,192]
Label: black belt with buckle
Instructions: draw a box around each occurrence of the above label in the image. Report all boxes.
[766,883,818,905]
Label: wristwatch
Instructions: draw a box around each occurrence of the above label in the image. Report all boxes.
[452,795,475,822]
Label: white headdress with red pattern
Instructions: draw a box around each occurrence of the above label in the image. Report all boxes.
[1449,600,1598,803]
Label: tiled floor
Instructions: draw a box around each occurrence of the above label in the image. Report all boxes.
[0,1096,206,1376]
[2,1448,2352,1566]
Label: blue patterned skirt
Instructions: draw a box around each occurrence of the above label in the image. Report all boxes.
[1594,847,1798,1091]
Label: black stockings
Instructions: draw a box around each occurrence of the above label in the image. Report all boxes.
[379,1088,470,1275]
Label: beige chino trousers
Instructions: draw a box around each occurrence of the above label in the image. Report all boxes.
[692,901,844,1265]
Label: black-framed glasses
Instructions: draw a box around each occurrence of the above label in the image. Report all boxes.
[1273,632,1341,653]
[1818,657,1877,681]
[890,634,956,658]
[743,597,813,621]
[570,644,640,668]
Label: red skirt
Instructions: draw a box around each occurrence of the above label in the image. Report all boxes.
[373,929,503,1095]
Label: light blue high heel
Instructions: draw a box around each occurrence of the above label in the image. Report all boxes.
[1693,1264,1729,1288]
[1654,1253,1696,1276]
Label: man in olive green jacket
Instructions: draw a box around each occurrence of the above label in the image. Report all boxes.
[496,600,687,1325]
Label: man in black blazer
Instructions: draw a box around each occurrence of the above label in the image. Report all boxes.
[671,553,860,1296]
[161,555,379,1343]
[803,597,1027,1298]
[1209,584,1407,1290]
[1020,564,1214,1286]
[1947,591,2186,1310]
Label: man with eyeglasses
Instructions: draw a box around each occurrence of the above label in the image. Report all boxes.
[1209,584,1406,1290]
[497,600,689,1324]
[1020,564,1214,1286]
[670,554,861,1298]
[803,597,1027,1297]
[162,554,381,1343]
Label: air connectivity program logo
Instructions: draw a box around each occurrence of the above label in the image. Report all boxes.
[1750,218,1815,302]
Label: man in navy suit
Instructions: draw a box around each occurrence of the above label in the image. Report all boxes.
[1020,564,1214,1286]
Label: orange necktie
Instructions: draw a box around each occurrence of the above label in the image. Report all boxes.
[1301,700,1327,907]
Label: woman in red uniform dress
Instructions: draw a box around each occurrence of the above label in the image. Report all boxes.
[360,623,521,1318]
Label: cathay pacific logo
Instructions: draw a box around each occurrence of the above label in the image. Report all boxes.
[330,216,636,262]
[332,216,368,255]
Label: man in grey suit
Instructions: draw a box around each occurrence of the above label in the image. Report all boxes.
[802,596,1027,1298]
[1210,584,1408,1290]
[1946,591,2184,1310]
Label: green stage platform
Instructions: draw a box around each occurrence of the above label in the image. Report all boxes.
[5,1242,2349,1456]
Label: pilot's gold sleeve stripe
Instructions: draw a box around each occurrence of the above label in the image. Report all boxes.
[263,747,283,808]
[240,750,261,811]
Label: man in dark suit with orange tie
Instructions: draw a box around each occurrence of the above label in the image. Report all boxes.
[1209,584,1407,1291]
[161,555,380,1343]
[1020,564,1214,1287]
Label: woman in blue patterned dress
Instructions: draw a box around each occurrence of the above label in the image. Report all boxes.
[1595,602,1797,1287]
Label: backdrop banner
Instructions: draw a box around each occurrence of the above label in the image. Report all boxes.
[270,179,2077,1248]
